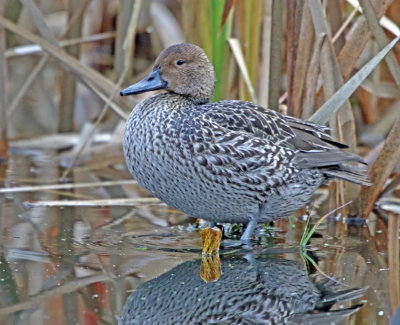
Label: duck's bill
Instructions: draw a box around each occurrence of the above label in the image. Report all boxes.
[120,68,168,96]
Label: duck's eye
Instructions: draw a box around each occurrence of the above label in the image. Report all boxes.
[176,59,185,66]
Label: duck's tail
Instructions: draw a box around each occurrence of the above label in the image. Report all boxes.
[295,150,371,186]
[323,164,371,186]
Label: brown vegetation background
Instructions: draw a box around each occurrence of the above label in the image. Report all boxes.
[0,0,399,228]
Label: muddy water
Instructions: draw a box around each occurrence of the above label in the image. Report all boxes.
[0,152,397,324]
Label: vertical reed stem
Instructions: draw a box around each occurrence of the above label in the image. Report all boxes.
[0,0,8,160]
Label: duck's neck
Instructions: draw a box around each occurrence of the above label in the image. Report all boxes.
[169,92,211,105]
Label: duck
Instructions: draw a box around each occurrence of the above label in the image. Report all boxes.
[120,43,369,242]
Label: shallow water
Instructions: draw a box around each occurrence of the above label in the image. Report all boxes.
[0,151,398,324]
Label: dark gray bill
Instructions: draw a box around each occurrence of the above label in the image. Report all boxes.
[120,68,168,96]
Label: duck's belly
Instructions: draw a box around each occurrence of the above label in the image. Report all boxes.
[123,136,322,224]
[124,143,258,223]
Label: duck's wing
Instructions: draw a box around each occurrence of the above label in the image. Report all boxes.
[180,116,299,196]
[199,100,346,151]
[194,101,370,186]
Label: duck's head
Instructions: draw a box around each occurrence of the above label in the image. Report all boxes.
[120,43,215,104]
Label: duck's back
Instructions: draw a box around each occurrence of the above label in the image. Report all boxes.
[198,99,369,185]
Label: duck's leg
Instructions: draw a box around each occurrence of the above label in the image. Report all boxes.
[201,226,222,254]
[240,205,263,243]
[244,253,261,280]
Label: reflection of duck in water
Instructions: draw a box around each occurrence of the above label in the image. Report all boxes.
[119,256,365,325]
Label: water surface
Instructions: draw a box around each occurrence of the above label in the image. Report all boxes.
[0,151,396,324]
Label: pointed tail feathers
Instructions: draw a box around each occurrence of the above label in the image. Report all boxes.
[296,150,371,186]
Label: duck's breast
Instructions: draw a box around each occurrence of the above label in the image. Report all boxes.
[122,97,259,221]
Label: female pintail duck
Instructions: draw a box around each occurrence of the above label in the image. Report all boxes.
[120,43,369,242]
